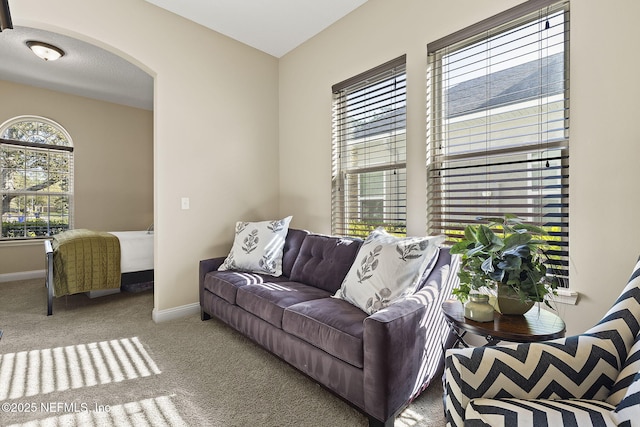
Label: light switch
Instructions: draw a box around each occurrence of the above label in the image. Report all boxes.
[181,197,190,210]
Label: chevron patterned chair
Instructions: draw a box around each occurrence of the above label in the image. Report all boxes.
[444,258,640,426]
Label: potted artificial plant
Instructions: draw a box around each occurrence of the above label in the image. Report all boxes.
[449,214,559,315]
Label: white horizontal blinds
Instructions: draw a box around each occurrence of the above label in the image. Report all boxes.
[427,0,570,282]
[332,55,407,238]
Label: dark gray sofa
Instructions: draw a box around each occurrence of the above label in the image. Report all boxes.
[199,228,458,427]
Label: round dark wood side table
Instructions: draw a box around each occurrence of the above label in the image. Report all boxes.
[442,299,566,347]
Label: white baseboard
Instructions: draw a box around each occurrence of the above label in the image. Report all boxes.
[0,269,45,283]
[152,302,200,323]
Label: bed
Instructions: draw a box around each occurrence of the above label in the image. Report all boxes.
[44,229,154,315]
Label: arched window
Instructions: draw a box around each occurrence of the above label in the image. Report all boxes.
[0,116,74,240]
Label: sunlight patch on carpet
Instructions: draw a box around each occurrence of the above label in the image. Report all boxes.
[0,337,161,400]
[396,407,425,426]
[5,395,186,427]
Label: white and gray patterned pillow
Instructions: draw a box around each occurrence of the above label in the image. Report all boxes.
[218,216,292,276]
[333,228,444,314]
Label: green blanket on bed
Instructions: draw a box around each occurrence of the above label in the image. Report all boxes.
[52,229,121,296]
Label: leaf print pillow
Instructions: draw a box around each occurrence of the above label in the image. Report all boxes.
[218,216,292,276]
[333,228,444,314]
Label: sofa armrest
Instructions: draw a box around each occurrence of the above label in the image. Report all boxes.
[363,298,426,422]
[199,257,226,303]
[361,249,460,423]
[444,334,621,427]
[363,287,455,422]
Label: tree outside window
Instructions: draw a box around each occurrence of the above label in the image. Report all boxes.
[1,116,74,239]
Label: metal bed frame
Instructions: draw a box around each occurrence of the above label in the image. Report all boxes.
[43,239,153,316]
[44,239,54,316]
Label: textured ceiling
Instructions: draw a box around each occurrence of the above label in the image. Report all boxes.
[0,26,154,110]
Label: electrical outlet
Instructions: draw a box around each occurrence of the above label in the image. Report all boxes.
[181,197,190,210]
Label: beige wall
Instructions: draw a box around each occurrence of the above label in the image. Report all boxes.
[11,0,280,314]
[9,0,640,333]
[279,0,640,335]
[0,80,153,275]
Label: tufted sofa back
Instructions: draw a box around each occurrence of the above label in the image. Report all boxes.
[289,233,363,293]
[281,228,310,277]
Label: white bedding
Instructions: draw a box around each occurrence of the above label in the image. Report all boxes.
[109,231,154,273]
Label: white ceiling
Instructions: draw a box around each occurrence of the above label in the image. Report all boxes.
[145,0,367,58]
[0,1,366,112]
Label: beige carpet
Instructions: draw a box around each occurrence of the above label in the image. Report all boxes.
[0,279,446,426]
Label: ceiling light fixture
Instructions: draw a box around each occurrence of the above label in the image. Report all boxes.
[26,41,65,61]
[0,0,12,31]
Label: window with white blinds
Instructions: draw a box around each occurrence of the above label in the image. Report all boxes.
[427,0,570,282]
[332,55,407,238]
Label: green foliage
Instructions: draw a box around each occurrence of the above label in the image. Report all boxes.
[2,120,72,239]
[1,219,69,238]
[347,221,406,238]
[449,214,558,308]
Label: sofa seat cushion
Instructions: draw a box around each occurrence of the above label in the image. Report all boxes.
[283,298,368,369]
[236,281,331,329]
[465,398,616,426]
[203,271,290,305]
